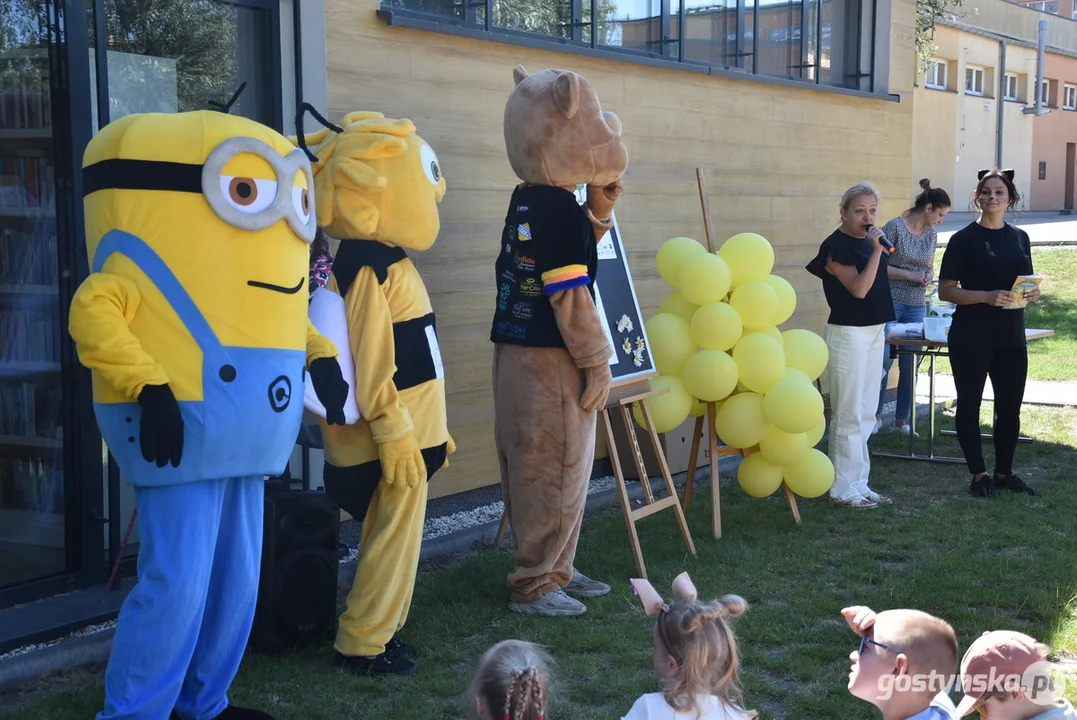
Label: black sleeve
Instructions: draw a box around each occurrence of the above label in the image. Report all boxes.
[805,239,829,280]
[534,194,594,295]
[938,232,966,283]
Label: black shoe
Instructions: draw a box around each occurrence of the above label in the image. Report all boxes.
[212,707,276,720]
[335,650,416,676]
[385,637,419,660]
[996,472,1036,495]
[970,475,998,498]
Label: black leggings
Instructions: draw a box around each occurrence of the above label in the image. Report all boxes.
[949,343,1028,476]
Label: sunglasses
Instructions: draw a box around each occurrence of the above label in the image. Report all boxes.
[858,635,903,656]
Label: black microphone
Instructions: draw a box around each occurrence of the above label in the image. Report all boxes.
[865,225,895,253]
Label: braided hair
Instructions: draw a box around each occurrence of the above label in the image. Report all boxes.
[471,640,551,720]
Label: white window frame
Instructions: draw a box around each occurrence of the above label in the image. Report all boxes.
[1065,84,1077,111]
[925,60,947,90]
[1040,79,1051,107]
[1004,72,1019,101]
[966,65,986,96]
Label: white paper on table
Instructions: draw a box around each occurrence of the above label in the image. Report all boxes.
[304,287,362,424]
[594,285,619,367]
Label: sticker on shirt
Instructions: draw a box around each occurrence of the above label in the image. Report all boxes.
[511,301,532,320]
[496,321,526,339]
[515,253,536,272]
[425,325,445,380]
[519,277,541,297]
[516,223,532,242]
[596,232,617,260]
[500,269,516,284]
[497,282,512,311]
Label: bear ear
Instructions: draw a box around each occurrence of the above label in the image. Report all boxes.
[513,65,529,86]
[552,71,580,119]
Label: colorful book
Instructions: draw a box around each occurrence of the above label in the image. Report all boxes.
[1003,275,1043,310]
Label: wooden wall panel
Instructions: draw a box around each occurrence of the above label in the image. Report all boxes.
[325,1,915,499]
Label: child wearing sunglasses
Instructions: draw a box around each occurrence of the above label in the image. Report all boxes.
[842,605,961,719]
[952,630,1074,720]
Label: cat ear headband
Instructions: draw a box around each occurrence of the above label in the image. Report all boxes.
[978,168,1015,181]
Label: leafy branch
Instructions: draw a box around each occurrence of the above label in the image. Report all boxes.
[916,0,975,72]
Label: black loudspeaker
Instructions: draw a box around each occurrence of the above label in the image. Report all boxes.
[248,484,340,655]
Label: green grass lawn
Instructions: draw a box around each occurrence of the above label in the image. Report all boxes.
[929,246,1077,380]
[3,404,1076,719]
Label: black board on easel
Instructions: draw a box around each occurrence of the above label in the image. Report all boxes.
[574,186,655,388]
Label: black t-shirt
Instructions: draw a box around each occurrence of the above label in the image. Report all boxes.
[938,221,1033,348]
[489,185,598,347]
[805,229,895,327]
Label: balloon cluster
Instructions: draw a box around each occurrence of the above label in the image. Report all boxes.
[635,233,835,500]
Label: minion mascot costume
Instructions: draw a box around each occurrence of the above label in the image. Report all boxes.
[492,66,628,617]
[68,93,349,720]
[291,108,451,676]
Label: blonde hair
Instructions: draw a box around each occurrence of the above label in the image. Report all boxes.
[840,182,881,211]
[471,640,551,720]
[656,594,757,719]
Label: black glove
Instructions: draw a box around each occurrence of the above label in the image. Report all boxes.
[137,383,184,468]
[309,357,348,426]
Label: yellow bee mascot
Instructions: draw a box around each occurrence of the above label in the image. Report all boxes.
[492,65,627,617]
[291,107,451,676]
[68,95,349,720]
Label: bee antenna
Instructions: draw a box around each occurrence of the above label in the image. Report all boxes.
[208,82,247,114]
[294,102,343,163]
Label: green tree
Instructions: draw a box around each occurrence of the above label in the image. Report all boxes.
[916,0,974,72]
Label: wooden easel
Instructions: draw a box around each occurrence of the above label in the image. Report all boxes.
[681,168,801,538]
[493,380,697,580]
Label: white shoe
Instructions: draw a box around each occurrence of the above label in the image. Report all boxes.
[896,424,919,437]
[563,571,611,598]
[509,589,587,617]
[871,419,881,435]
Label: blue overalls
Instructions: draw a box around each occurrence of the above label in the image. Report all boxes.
[91,231,305,720]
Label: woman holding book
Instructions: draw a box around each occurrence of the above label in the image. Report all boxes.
[805,182,895,509]
[875,179,952,436]
[937,169,1040,498]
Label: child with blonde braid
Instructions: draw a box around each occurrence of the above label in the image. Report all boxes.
[624,574,758,720]
[471,640,552,720]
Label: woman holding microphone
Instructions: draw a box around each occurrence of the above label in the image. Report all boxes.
[806,183,896,509]
[937,169,1040,498]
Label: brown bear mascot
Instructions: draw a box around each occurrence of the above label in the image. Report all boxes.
[490,65,628,617]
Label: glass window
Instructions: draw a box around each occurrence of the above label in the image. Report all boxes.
[965,66,984,96]
[925,60,947,90]
[383,0,880,94]
[1003,73,1018,101]
[1064,84,1076,111]
[0,0,67,590]
[90,0,277,131]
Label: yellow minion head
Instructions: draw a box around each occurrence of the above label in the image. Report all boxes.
[82,110,316,350]
[290,111,446,251]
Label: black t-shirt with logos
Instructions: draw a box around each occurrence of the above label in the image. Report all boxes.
[805,229,896,327]
[489,184,598,348]
[938,221,1033,348]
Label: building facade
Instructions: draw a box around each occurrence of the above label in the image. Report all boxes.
[912,1,1077,211]
[1,0,915,630]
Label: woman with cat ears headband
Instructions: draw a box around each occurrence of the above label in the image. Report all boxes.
[624,574,758,720]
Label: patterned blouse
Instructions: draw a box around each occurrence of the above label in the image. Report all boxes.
[309,251,334,301]
[882,216,937,306]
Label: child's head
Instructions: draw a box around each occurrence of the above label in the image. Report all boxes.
[954,631,1062,719]
[651,593,751,716]
[847,609,958,708]
[471,639,551,720]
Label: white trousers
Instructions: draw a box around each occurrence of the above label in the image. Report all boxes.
[824,323,886,502]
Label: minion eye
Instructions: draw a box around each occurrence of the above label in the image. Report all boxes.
[219,176,277,214]
[420,144,441,185]
[292,186,311,223]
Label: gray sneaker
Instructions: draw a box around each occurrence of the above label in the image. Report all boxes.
[563,571,611,598]
[509,589,587,617]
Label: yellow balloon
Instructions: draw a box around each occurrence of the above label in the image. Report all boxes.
[782,329,829,381]
[729,281,777,330]
[631,375,693,434]
[737,453,784,498]
[732,333,785,394]
[688,394,707,418]
[764,274,797,325]
[763,377,825,434]
[759,425,809,467]
[677,253,732,306]
[656,237,707,286]
[783,368,812,384]
[806,415,826,447]
[657,290,699,324]
[691,301,742,351]
[714,392,769,449]
[683,350,739,402]
[645,313,696,377]
[783,448,835,498]
[743,324,783,347]
[719,232,775,288]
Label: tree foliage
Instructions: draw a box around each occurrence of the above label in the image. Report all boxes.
[915,0,973,72]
